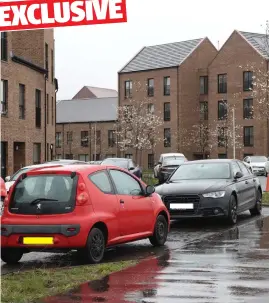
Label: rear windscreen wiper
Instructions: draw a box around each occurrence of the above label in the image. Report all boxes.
[30,198,58,205]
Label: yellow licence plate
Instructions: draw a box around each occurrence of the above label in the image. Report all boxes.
[23,237,54,245]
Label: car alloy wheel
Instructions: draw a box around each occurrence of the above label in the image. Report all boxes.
[228,195,237,225]
[149,215,168,246]
[87,228,105,264]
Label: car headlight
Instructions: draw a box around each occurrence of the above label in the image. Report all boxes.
[202,191,225,198]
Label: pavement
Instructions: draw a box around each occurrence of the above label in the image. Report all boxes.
[41,208,269,303]
[259,175,267,191]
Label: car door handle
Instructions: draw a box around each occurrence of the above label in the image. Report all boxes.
[120,199,124,204]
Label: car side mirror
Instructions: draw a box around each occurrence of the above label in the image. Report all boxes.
[158,161,162,165]
[234,171,243,179]
[145,185,155,196]
[246,160,250,164]
[5,176,10,182]
[129,167,135,171]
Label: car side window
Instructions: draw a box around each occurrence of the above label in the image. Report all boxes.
[231,162,241,175]
[237,161,251,176]
[89,171,113,194]
[109,169,142,196]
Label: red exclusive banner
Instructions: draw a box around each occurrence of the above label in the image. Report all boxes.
[0,0,127,31]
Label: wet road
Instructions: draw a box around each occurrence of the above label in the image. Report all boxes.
[42,209,269,303]
[2,207,269,276]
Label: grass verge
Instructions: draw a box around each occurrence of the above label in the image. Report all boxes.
[262,192,269,206]
[1,260,136,303]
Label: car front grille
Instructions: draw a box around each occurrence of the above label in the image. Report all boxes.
[163,195,200,215]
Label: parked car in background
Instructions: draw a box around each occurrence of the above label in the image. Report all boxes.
[4,160,88,193]
[155,159,262,225]
[1,164,169,264]
[1,177,7,215]
[154,153,187,184]
[101,158,142,179]
[243,156,269,176]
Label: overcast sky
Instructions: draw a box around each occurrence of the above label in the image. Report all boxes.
[55,0,269,100]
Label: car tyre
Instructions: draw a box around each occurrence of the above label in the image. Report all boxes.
[149,215,168,246]
[1,248,23,264]
[79,228,106,264]
[227,195,237,225]
[250,190,262,216]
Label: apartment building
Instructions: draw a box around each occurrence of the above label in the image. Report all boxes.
[118,37,218,168]
[55,97,118,160]
[1,30,57,178]
[118,31,269,168]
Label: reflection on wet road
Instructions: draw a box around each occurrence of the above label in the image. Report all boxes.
[42,211,269,303]
[2,208,268,275]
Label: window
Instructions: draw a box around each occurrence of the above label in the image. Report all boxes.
[218,100,227,120]
[35,89,41,128]
[200,101,208,120]
[147,78,154,96]
[45,43,49,74]
[243,71,253,91]
[106,154,116,158]
[89,171,113,194]
[51,49,54,83]
[243,153,253,158]
[218,74,227,93]
[108,130,116,147]
[218,127,227,147]
[164,128,171,147]
[231,161,241,174]
[51,97,54,125]
[109,169,142,195]
[46,94,49,124]
[148,154,154,169]
[164,77,170,95]
[123,104,133,119]
[125,154,132,159]
[164,102,170,121]
[218,154,227,159]
[78,154,89,162]
[1,32,8,61]
[65,154,73,159]
[18,84,25,119]
[237,161,251,176]
[124,80,132,98]
[56,154,62,159]
[200,76,208,94]
[56,132,62,148]
[67,131,73,143]
[33,143,41,164]
[96,130,101,144]
[92,154,100,160]
[81,131,89,147]
[243,98,253,119]
[244,126,254,147]
[148,103,154,114]
[1,80,8,114]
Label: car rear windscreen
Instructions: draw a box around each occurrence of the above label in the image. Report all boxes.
[9,174,78,215]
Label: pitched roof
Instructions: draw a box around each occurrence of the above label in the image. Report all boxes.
[72,86,118,99]
[238,31,269,59]
[119,38,205,73]
[56,97,118,123]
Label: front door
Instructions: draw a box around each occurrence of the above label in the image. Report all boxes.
[108,169,154,236]
[231,161,247,211]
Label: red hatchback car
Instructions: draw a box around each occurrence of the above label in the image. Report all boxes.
[1,165,170,264]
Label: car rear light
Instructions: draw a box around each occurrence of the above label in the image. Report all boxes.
[76,182,89,205]
[1,227,7,232]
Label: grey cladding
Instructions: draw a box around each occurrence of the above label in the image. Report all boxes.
[56,97,118,123]
[120,38,204,73]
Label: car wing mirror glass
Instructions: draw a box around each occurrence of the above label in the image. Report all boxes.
[234,171,243,179]
[129,167,135,171]
[145,185,155,196]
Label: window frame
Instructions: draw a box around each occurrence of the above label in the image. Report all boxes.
[200,76,208,94]
[67,131,73,143]
[1,32,8,61]
[1,79,8,115]
[243,126,254,147]
[164,76,170,96]
[19,84,26,119]
[164,128,171,147]
[237,160,251,176]
[35,89,41,128]
[218,74,227,94]
[108,168,144,196]
[243,98,253,119]
[124,80,132,98]
[147,78,154,97]
[81,130,89,147]
[56,132,62,148]
[199,101,208,120]
[243,71,253,91]
[88,170,115,194]
[148,154,154,169]
[164,102,171,121]
[218,100,227,120]
[108,130,116,147]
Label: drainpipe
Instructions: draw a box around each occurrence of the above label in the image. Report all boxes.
[177,66,180,152]
[44,74,47,161]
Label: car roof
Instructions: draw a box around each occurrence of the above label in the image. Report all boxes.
[103,158,129,161]
[161,153,185,157]
[180,159,238,165]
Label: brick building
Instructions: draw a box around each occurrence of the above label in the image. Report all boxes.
[118,31,269,168]
[72,86,118,99]
[1,30,57,178]
[55,97,118,160]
